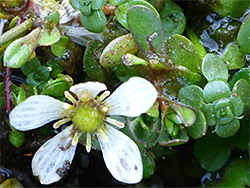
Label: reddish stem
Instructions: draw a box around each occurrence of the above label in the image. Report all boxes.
[4,0,30,114]
[4,67,13,114]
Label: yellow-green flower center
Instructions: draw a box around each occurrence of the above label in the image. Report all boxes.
[72,99,106,133]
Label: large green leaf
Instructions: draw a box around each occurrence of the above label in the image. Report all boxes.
[202,53,228,82]
[127,5,166,58]
[215,119,240,138]
[237,13,250,54]
[194,132,231,172]
[166,34,202,73]
[4,28,41,68]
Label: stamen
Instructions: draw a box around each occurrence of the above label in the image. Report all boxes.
[64,91,78,105]
[97,90,110,102]
[86,132,92,153]
[101,106,109,113]
[105,117,125,128]
[97,128,109,142]
[53,118,71,129]
[72,132,80,146]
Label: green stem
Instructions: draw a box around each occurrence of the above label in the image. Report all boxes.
[0,18,33,45]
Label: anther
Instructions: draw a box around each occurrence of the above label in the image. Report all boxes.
[105,117,125,128]
[72,132,80,146]
[101,106,109,113]
[53,118,71,129]
[97,90,110,102]
[86,132,92,153]
[64,91,78,105]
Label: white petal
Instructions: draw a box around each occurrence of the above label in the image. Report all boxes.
[70,82,107,100]
[32,125,77,185]
[104,77,157,117]
[59,0,80,24]
[9,95,66,131]
[97,125,143,184]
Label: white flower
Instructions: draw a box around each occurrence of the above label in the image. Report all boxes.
[9,77,157,185]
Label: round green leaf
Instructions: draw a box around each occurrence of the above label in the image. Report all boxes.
[194,133,231,172]
[166,34,202,73]
[232,79,250,107]
[91,0,107,10]
[237,13,250,54]
[202,53,228,82]
[203,81,230,103]
[215,119,240,138]
[160,0,186,39]
[127,5,166,58]
[186,109,207,139]
[229,96,244,117]
[115,0,159,29]
[80,9,106,33]
[21,57,41,76]
[229,67,250,87]
[221,43,246,70]
[38,28,61,46]
[50,36,69,57]
[200,103,216,126]
[178,85,204,109]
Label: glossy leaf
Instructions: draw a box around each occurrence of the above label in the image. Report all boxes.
[186,108,207,139]
[21,57,41,76]
[237,14,250,54]
[166,34,201,73]
[115,0,159,29]
[215,119,240,138]
[216,159,250,187]
[171,104,196,127]
[229,96,244,117]
[158,126,189,146]
[38,28,61,46]
[203,81,230,103]
[202,53,228,82]
[127,115,161,148]
[232,79,250,107]
[194,132,231,172]
[178,85,204,109]
[229,67,250,87]
[9,127,25,148]
[50,36,69,57]
[141,150,155,178]
[159,0,186,39]
[4,28,41,68]
[80,9,106,33]
[127,5,166,58]
[92,0,107,10]
[200,103,216,126]
[100,34,138,68]
[221,43,246,70]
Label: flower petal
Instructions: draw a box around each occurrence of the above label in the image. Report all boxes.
[32,125,77,185]
[104,77,157,116]
[9,95,66,131]
[70,82,107,100]
[97,125,143,184]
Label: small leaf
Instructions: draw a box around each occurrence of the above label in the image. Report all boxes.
[127,5,166,58]
[141,150,155,178]
[232,79,250,107]
[115,0,159,29]
[45,11,60,24]
[229,96,244,117]
[100,34,138,68]
[229,67,250,87]
[166,34,202,73]
[221,43,246,70]
[215,119,240,138]
[203,81,230,103]
[186,108,207,139]
[91,0,107,10]
[4,28,41,68]
[9,128,25,148]
[200,103,216,126]
[202,53,228,82]
[38,27,61,46]
[194,132,231,172]
[178,85,204,109]
[50,36,70,57]
[21,57,41,76]
[80,9,106,33]
[159,0,186,39]
[237,14,250,54]
[171,104,196,127]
